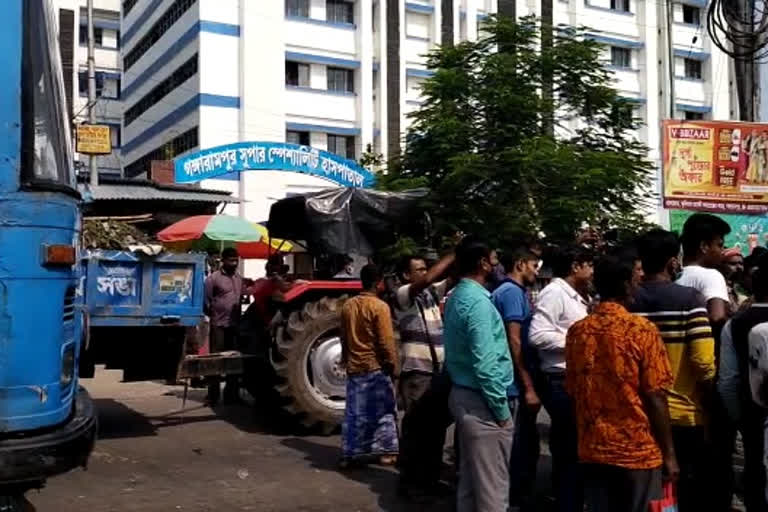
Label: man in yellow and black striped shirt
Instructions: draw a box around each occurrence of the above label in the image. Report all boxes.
[631,229,716,512]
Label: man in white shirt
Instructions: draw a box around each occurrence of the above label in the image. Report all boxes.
[529,245,594,512]
[676,213,731,332]
[677,213,737,511]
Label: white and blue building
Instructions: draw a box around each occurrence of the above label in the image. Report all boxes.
[119,0,733,226]
[55,0,123,176]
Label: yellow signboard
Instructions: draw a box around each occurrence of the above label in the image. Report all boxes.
[76,124,112,155]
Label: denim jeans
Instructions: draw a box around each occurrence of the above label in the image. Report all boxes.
[540,372,583,512]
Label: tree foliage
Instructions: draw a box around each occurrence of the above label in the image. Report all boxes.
[379,16,656,247]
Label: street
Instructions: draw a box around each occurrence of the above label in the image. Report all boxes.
[29,369,459,512]
[27,369,747,512]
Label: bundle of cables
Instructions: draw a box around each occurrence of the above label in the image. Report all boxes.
[707,0,768,61]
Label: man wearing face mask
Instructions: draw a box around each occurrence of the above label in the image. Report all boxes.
[631,229,716,511]
[444,237,517,512]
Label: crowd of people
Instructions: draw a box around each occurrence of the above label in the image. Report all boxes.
[336,212,768,512]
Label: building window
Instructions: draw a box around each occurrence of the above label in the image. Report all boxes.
[79,26,103,45]
[111,125,121,148]
[327,134,355,159]
[682,4,701,25]
[124,0,197,71]
[610,0,631,12]
[285,61,311,87]
[124,127,199,178]
[610,47,632,68]
[684,58,703,79]
[287,130,310,146]
[327,67,354,93]
[123,0,139,15]
[78,72,120,99]
[286,0,310,18]
[327,0,354,24]
[125,54,198,126]
[684,111,704,120]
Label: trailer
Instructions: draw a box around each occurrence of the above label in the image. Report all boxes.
[78,249,206,382]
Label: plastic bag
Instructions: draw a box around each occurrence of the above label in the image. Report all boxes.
[648,482,678,512]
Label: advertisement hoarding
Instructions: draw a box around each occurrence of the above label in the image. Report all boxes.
[662,120,768,214]
[669,210,768,255]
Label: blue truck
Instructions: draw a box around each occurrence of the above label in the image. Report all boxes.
[0,0,97,506]
[78,250,206,383]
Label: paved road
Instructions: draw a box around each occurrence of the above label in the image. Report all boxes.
[28,369,745,512]
[29,370,459,512]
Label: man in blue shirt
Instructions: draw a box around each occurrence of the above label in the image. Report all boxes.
[444,237,517,512]
[492,247,541,510]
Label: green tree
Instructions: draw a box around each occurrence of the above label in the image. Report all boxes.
[379,16,655,247]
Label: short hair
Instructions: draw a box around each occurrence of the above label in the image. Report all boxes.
[500,247,538,271]
[681,213,731,259]
[397,254,425,276]
[746,246,768,272]
[594,254,634,300]
[360,263,383,289]
[752,252,768,299]
[548,245,594,278]
[456,237,492,276]
[608,244,639,265]
[637,229,680,274]
[221,247,239,259]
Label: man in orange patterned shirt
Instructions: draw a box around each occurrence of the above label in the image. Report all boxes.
[565,254,678,512]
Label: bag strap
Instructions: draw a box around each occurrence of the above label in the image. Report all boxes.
[416,293,441,375]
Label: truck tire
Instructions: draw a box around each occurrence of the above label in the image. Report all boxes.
[271,296,348,431]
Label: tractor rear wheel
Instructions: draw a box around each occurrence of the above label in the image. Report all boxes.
[271,296,348,431]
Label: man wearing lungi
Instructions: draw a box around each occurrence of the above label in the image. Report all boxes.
[339,264,399,467]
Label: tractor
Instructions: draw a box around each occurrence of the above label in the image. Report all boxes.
[240,187,427,431]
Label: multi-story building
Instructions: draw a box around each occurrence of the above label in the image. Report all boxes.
[55,0,123,177]
[120,0,733,223]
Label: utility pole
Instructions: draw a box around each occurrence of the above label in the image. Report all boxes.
[87,0,98,186]
[665,0,676,118]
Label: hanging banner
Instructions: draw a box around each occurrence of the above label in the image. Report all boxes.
[663,120,768,214]
[669,209,768,255]
[174,142,375,188]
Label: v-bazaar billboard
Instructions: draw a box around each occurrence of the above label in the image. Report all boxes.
[663,120,768,214]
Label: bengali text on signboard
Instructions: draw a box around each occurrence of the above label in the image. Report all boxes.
[76,124,112,155]
[663,120,768,214]
[173,142,375,188]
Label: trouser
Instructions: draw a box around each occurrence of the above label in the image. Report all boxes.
[398,372,451,490]
[708,395,737,511]
[540,372,583,512]
[449,386,517,512]
[207,326,239,403]
[583,464,662,512]
[671,425,714,511]
[741,404,767,512]
[509,401,540,508]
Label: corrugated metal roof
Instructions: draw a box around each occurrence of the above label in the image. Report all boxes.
[78,182,239,203]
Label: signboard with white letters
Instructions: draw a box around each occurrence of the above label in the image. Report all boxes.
[173,142,375,188]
